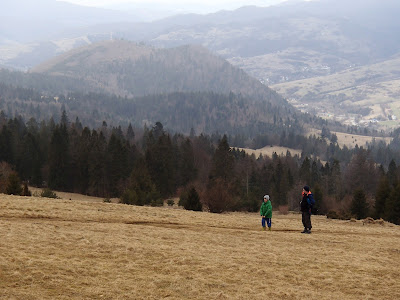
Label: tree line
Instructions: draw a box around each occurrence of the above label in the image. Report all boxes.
[0,111,399,224]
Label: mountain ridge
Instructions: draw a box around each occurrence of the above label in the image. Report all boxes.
[30,40,288,108]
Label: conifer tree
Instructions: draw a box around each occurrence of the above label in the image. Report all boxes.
[375,175,390,219]
[178,138,197,187]
[210,135,234,182]
[179,187,202,211]
[145,133,176,198]
[313,184,324,214]
[48,124,70,190]
[351,189,369,219]
[385,183,400,225]
[121,159,161,206]
[106,133,129,197]
[299,156,311,184]
[127,123,135,144]
[88,130,107,196]
[387,159,398,187]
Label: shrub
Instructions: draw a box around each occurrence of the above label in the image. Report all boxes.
[0,162,14,194]
[22,182,32,196]
[150,198,164,207]
[203,179,230,213]
[179,187,202,211]
[103,198,111,203]
[167,199,175,206]
[6,173,22,195]
[40,188,58,198]
[326,210,339,219]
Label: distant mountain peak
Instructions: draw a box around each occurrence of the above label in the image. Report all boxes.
[31,41,287,109]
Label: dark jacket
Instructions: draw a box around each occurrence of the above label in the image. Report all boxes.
[300,192,314,212]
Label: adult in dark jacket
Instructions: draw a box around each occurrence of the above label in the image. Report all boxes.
[300,185,314,234]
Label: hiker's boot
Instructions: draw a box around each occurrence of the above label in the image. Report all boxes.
[305,229,311,234]
[268,227,271,231]
[301,228,307,233]
[262,227,266,231]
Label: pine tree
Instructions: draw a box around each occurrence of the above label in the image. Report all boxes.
[375,176,390,219]
[179,187,202,211]
[87,131,107,197]
[106,133,129,197]
[351,189,369,219]
[210,135,234,182]
[385,183,400,225]
[299,157,311,184]
[313,184,324,214]
[178,138,197,187]
[127,123,135,144]
[121,159,161,206]
[48,124,70,191]
[145,132,176,198]
[387,159,398,187]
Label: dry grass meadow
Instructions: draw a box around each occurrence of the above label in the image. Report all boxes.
[236,146,302,158]
[1,193,400,300]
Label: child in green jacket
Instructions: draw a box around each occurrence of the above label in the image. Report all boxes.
[260,195,272,231]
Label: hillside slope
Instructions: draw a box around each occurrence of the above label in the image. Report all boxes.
[272,55,400,128]
[1,194,399,299]
[31,40,287,107]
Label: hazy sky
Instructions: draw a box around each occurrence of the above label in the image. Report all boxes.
[60,0,288,10]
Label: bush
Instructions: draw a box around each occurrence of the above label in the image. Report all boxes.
[179,187,202,211]
[326,210,339,219]
[22,182,31,196]
[103,198,111,203]
[326,209,351,220]
[167,199,175,206]
[150,198,164,207]
[40,188,58,198]
[0,162,14,194]
[6,173,22,195]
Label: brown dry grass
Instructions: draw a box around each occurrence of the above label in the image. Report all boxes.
[236,146,302,158]
[308,129,392,149]
[1,194,399,300]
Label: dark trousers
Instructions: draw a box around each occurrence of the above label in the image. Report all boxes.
[262,218,271,228]
[302,211,312,230]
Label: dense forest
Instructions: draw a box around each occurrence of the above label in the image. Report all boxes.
[0,111,399,224]
[0,81,387,145]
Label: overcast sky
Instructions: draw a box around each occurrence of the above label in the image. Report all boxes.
[59,0,289,11]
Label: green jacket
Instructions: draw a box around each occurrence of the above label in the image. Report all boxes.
[260,200,272,218]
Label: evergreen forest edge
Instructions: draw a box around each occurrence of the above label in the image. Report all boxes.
[1,108,400,225]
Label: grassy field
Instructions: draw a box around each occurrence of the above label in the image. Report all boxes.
[1,193,399,299]
[236,146,302,158]
[236,131,392,159]
[308,129,393,148]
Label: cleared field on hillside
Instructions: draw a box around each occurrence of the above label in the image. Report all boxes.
[236,146,302,158]
[1,194,399,299]
[271,57,400,129]
[309,129,393,148]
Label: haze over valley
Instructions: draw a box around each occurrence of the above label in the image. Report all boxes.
[2,0,400,128]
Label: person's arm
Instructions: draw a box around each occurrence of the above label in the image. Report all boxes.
[266,202,272,216]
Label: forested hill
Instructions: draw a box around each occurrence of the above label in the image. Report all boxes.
[0,82,307,142]
[30,40,286,107]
